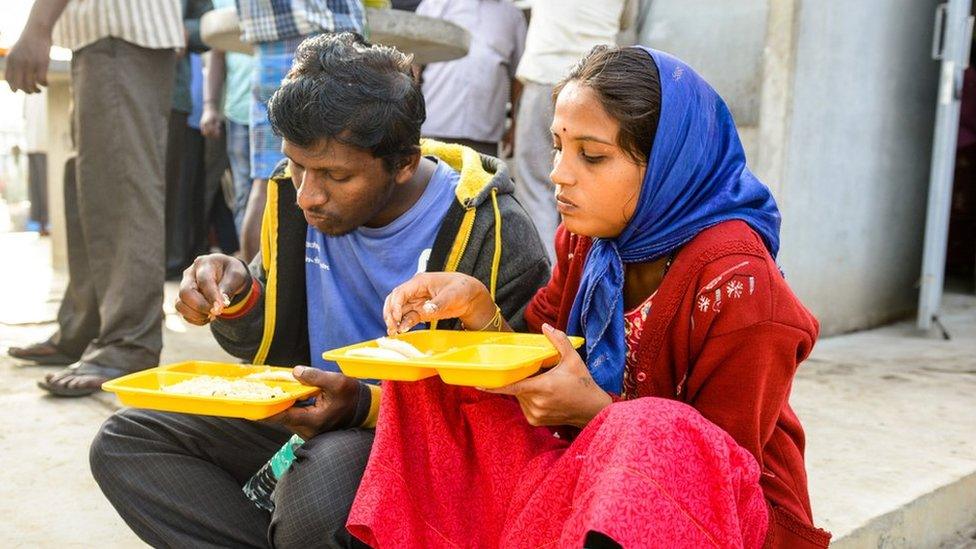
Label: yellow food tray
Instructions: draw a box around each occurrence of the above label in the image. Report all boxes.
[322,330,585,388]
[101,361,319,420]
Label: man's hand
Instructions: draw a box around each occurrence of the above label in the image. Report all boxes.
[483,324,612,428]
[266,366,363,439]
[200,103,223,139]
[4,0,70,93]
[175,254,251,325]
[5,29,52,93]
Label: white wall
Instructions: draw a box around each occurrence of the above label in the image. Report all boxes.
[637,0,942,334]
[777,0,940,334]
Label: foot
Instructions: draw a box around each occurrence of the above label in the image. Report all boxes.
[38,362,126,398]
[7,341,78,366]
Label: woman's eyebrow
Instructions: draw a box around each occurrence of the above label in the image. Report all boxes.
[549,129,614,146]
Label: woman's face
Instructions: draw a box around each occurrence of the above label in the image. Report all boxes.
[550,81,646,239]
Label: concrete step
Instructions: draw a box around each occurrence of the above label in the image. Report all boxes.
[793,293,976,548]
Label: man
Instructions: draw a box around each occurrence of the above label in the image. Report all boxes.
[90,33,551,548]
[5,0,182,396]
[513,0,636,261]
[415,0,527,158]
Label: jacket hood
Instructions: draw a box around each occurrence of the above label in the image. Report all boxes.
[420,139,515,208]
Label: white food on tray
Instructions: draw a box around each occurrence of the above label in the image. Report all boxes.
[345,337,430,360]
[345,347,411,360]
[162,376,287,400]
[244,370,296,382]
[375,337,428,358]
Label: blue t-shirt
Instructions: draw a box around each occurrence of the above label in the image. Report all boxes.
[306,159,460,370]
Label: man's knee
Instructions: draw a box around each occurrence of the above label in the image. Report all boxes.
[90,409,141,485]
[270,429,374,548]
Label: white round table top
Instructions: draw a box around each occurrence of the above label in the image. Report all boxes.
[200,7,470,65]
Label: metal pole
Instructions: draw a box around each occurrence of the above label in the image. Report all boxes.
[918,0,973,331]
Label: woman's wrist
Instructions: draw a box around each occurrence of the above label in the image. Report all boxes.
[571,391,613,428]
[459,284,498,330]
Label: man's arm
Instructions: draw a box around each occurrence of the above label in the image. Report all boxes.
[184,0,214,53]
[201,49,227,138]
[4,0,70,93]
[209,253,269,361]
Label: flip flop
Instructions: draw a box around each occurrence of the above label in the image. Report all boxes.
[8,341,80,366]
[38,362,127,398]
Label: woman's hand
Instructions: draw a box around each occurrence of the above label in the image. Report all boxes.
[484,324,612,428]
[383,272,501,335]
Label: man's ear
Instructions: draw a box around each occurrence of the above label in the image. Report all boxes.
[393,150,423,185]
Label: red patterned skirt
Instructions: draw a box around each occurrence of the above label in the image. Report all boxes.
[348,378,769,548]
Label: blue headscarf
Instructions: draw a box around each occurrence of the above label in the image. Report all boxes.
[566,47,781,394]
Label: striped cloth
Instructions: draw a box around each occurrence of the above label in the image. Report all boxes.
[52,0,184,52]
[249,36,305,179]
[235,0,365,44]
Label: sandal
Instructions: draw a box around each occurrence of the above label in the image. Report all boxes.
[8,340,80,366]
[38,362,127,398]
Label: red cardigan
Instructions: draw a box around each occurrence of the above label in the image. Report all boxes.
[524,220,831,548]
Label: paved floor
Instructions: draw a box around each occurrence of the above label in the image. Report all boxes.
[1,232,975,547]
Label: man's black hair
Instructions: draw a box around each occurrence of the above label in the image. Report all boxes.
[267,32,426,171]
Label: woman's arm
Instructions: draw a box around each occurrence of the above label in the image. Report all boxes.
[681,254,817,464]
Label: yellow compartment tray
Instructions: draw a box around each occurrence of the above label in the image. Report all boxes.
[322,330,585,388]
[101,362,319,420]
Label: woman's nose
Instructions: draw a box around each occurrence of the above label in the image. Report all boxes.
[549,151,574,189]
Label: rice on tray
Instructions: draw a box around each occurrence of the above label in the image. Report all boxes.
[162,376,286,400]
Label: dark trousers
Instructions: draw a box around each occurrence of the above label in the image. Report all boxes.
[90,409,374,548]
[26,152,48,226]
[165,110,191,275]
[166,117,238,276]
[48,157,98,358]
[47,38,174,371]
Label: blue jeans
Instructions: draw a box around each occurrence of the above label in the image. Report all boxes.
[226,119,252,233]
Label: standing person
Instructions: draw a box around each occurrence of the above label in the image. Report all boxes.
[513,0,635,261]
[4,0,182,396]
[200,0,256,243]
[185,52,238,259]
[166,0,215,278]
[23,91,49,234]
[234,0,365,262]
[415,0,526,158]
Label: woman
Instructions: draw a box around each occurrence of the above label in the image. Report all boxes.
[347,46,831,548]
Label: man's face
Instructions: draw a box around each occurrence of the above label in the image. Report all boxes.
[284,138,397,236]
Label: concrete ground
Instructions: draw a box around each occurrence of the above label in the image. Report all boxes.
[1,232,975,548]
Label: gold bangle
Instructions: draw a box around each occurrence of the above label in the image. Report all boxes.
[472,306,503,332]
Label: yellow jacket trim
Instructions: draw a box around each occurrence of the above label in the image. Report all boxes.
[219,282,254,317]
[360,384,383,429]
[253,178,279,365]
[489,188,502,300]
[421,138,494,205]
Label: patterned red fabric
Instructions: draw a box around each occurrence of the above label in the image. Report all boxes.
[348,220,831,548]
[622,294,653,399]
[348,379,769,548]
[525,221,831,548]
